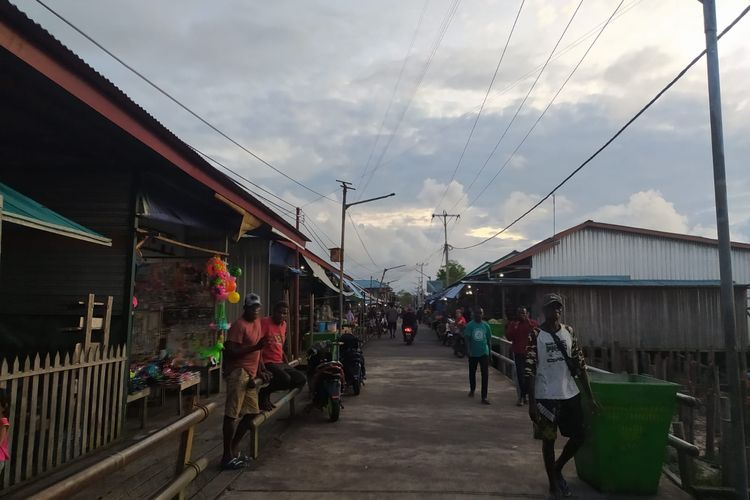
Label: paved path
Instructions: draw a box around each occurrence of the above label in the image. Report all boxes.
[220,328,691,499]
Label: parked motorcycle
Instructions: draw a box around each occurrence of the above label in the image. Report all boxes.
[403,325,416,345]
[306,342,345,422]
[452,329,467,358]
[340,343,365,396]
[443,318,456,346]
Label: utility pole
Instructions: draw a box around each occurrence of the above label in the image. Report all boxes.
[293,207,302,357]
[415,262,427,306]
[432,210,460,287]
[701,1,747,496]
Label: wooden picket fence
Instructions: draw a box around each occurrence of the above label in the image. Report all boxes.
[0,344,128,491]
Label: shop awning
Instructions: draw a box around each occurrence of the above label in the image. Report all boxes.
[344,278,364,299]
[443,283,465,299]
[0,182,111,246]
[302,256,353,295]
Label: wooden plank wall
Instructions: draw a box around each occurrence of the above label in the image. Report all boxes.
[532,285,748,351]
[0,344,127,491]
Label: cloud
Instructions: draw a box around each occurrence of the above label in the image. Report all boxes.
[590,190,689,233]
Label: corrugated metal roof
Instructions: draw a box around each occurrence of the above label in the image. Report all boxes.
[0,1,307,244]
[0,182,111,246]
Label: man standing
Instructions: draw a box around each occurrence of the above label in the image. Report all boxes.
[464,306,493,405]
[386,303,399,339]
[526,293,598,498]
[258,301,306,411]
[221,293,268,469]
[506,306,539,406]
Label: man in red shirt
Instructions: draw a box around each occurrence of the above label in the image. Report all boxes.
[258,301,306,411]
[221,293,268,469]
[506,306,539,406]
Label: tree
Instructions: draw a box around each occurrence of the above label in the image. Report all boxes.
[437,260,466,286]
[397,290,415,308]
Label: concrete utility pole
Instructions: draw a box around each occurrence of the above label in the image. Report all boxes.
[416,262,426,306]
[700,1,747,496]
[336,180,394,351]
[431,210,460,287]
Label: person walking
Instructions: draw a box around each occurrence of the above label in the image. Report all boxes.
[258,301,307,411]
[386,304,399,339]
[526,293,599,498]
[506,306,538,406]
[220,293,269,469]
[464,306,492,405]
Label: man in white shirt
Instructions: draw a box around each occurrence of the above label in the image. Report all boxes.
[525,293,599,498]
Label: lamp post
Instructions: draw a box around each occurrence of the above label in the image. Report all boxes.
[336,180,395,349]
[379,264,406,303]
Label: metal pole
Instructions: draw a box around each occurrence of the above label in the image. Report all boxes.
[338,182,348,356]
[443,211,450,288]
[294,207,301,358]
[702,1,748,496]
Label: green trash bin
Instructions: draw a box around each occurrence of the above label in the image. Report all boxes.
[574,372,679,495]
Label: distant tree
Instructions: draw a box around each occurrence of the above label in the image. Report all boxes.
[437,260,466,286]
[397,290,415,308]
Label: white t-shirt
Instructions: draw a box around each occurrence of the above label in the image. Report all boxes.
[533,327,580,400]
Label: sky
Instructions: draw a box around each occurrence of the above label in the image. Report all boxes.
[12,0,750,293]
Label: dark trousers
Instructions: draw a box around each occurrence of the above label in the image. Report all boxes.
[469,355,489,400]
[514,353,527,399]
[260,363,306,400]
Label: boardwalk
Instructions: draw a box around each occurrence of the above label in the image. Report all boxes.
[221,330,690,499]
[19,328,691,499]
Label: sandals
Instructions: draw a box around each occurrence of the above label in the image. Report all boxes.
[556,472,572,497]
[220,457,246,470]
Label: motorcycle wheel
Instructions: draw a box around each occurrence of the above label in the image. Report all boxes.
[325,397,341,422]
[353,380,361,396]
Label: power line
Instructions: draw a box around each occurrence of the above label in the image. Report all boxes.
[347,213,379,268]
[433,0,526,212]
[301,215,378,275]
[457,0,626,211]
[458,0,585,205]
[33,0,336,204]
[376,0,642,172]
[454,3,750,251]
[357,0,462,200]
[356,0,430,191]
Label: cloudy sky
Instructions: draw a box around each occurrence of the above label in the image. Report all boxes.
[13,0,750,291]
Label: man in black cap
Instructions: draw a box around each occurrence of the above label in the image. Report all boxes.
[525,293,599,498]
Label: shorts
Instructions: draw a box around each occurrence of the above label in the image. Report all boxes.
[225,368,259,418]
[533,394,585,441]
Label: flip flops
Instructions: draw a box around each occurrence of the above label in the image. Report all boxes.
[220,457,246,470]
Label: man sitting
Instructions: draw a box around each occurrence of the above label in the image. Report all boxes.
[258,301,306,411]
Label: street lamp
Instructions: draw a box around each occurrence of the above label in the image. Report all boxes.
[336,180,395,344]
[379,264,405,303]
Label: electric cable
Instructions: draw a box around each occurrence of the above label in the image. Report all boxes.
[34,0,336,203]
[356,0,430,190]
[453,3,750,251]
[433,0,526,212]
[457,0,626,211]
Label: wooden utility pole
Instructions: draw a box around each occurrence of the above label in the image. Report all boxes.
[431,210,460,287]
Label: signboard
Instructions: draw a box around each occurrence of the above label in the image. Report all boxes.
[330,247,342,263]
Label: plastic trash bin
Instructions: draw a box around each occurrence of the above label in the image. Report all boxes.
[574,372,679,495]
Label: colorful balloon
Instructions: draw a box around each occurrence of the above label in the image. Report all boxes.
[226,279,237,293]
[227,291,241,304]
[230,266,243,277]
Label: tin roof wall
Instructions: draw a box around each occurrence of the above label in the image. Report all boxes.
[0,1,308,245]
[492,220,750,283]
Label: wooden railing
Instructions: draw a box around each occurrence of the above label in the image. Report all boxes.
[0,345,127,491]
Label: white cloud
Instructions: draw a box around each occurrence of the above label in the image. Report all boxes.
[591,190,689,233]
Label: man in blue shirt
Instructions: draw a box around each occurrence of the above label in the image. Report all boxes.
[464,306,493,405]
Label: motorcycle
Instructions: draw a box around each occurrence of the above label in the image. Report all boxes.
[306,342,346,422]
[341,344,365,396]
[403,325,416,345]
[443,318,456,346]
[432,312,446,341]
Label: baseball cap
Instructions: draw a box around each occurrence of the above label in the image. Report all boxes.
[542,293,563,308]
[244,293,261,308]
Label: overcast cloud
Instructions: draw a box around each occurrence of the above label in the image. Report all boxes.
[13,0,750,290]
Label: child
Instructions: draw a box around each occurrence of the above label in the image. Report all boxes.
[0,388,9,478]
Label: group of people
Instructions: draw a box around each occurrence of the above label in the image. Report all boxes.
[220,294,305,470]
[366,303,419,339]
[465,294,599,498]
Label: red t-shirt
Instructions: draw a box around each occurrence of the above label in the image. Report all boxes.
[506,318,539,354]
[261,317,286,364]
[225,317,263,377]
[456,316,467,328]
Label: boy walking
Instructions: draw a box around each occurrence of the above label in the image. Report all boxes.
[526,293,598,497]
[464,306,493,405]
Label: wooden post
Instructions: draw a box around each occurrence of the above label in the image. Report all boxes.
[673,421,695,492]
[102,296,113,347]
[175,426,195,500]
[83,294,95,350]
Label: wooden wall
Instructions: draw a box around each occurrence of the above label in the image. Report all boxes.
[532,285,749,351]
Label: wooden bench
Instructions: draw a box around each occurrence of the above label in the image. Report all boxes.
[126,387,151,429]
[161,375,201,416]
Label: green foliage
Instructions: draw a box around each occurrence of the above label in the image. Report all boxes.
[437,260,466,285]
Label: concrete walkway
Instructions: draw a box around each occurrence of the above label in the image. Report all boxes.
[220,329,691,499]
